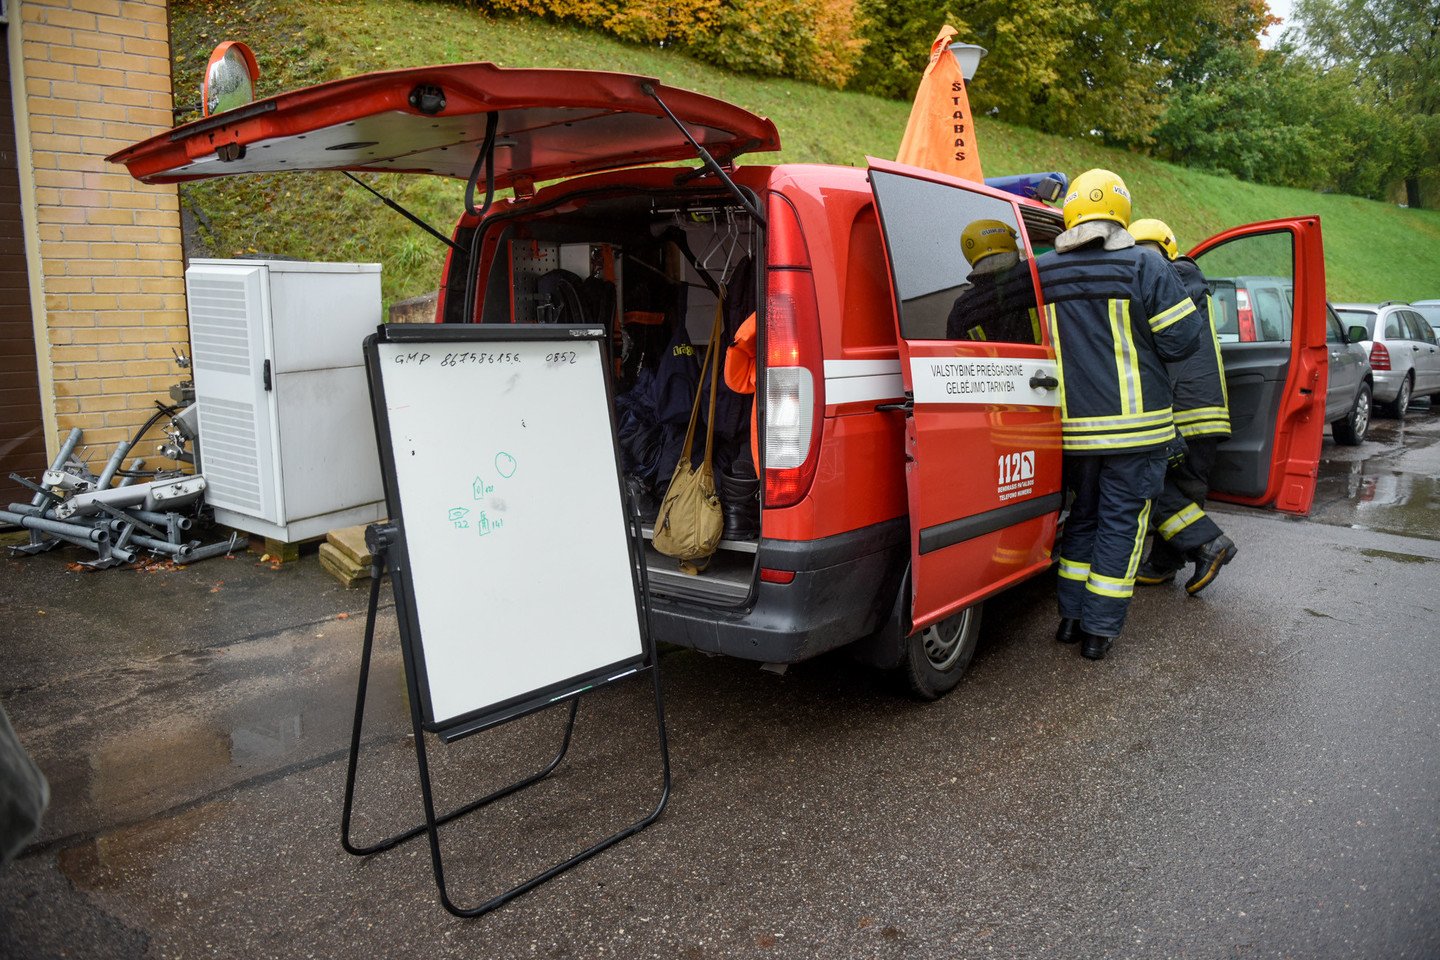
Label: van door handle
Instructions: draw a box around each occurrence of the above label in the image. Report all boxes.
[1029,373,1059,389]
[876,398,913,413]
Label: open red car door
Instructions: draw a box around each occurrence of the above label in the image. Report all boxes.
[1189,217,1327,515]
[107,63,779,186]
[867,158,1064,633]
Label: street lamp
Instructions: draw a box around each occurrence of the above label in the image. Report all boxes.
[948,42,988,81]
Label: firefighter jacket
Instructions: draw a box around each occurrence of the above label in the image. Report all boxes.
[1036,243,1204,454]
[945,261,1042,344]
[1167,256,1231,440]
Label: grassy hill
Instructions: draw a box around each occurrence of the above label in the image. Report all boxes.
[169,0,1440,308]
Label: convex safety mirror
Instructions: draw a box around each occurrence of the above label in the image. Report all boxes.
[203,41,260,117]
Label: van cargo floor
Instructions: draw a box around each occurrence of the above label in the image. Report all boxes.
[639,532,755,603]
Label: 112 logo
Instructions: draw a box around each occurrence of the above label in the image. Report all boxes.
[997,450,1035,485]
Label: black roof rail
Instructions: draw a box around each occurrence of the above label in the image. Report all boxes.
[1377,300,1409,307]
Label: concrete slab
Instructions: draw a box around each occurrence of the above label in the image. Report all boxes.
[326,524,374,567]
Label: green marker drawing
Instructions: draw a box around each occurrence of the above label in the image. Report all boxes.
[495,451,518,478]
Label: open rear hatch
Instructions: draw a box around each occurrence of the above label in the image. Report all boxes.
[109,64,777,608]
[107,62,780,187]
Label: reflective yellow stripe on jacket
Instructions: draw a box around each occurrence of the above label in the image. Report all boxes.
[1049,300,1182,453]
[1149,297,1197,333]
[1174,404,1230,439]
[1157,502,1205,540]
[1112,300,1143,415]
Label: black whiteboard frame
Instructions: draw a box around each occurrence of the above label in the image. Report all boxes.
[364,322,652,739]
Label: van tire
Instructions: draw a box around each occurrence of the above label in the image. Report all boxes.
[1331,381,1370,445]
[900,603,983,700]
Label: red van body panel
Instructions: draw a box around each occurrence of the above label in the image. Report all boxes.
[864,159,1065,631]
[107,63,780,186]
[1190,217,1327,515]
[759,165,909,542]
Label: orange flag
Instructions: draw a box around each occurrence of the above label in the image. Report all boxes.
[896,25,984,183]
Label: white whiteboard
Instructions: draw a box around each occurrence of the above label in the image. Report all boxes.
[372,332,645,728]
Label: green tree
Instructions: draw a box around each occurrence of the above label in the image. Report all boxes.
[1152,41,1408,198]
[1290,0,1440,206]
[852,0,1274,145]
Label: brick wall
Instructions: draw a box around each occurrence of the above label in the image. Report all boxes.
[14,0,186,466]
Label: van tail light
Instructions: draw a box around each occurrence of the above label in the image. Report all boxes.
[1236,289,1255,342]
[1370,342,1391,371]
[764,193,824,509]
[760,567,796,584]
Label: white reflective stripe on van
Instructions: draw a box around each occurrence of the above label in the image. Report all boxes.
[908,356,1062,406]
[822,359,904,404]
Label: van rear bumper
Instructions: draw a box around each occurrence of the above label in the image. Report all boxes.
[648,518,907,663]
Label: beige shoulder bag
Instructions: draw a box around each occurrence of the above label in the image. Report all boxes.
[652,299,725,565]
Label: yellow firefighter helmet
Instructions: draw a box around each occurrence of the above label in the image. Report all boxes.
[1129,218,1179,259]
[960,219,1019,267]
[1062,168,1132,230]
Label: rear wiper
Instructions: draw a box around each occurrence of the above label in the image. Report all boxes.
[341,171,463,253]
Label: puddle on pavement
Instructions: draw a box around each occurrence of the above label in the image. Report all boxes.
[45,651,411,838]
[1357,548,1439,565]
[224,658,411,767]
[1309,456,1440,541]
[58,800,225,891]
[56,800,229,928]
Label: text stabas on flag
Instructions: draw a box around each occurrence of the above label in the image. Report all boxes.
[896,25,984,184]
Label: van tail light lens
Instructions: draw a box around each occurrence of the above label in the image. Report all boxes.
[764,193,824,509]
[760,567,796,584]
[1236,289,1255,342]
[1370,342,1391,371]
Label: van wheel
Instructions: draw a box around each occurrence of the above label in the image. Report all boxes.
[1332,381,1371,445]
[1384,375,1413,419]
[900,603,983,700]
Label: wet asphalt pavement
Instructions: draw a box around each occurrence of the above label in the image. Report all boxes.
[1,404,1437,959]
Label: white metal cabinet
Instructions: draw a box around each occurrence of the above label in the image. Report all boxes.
[185,259,385,542]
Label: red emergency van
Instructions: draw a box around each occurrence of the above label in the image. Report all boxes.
[110,64,1329,698]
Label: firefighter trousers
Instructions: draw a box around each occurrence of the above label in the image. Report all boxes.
[1146,436,1224,572]
[1057,450,1168,638]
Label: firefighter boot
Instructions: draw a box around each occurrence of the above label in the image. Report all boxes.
[1185,535,1238,596]
[1080,631,1115,660]
[718,465,760,541]
[1134,559,1179,586]
[1056,618,1081,644]
[1136,539,1183,585]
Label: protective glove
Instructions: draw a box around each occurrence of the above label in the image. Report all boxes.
[1165,433,1189,469]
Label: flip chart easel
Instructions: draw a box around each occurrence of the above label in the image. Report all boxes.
[341,323,670,918]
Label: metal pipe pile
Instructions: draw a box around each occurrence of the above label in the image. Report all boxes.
[6,427,237,569]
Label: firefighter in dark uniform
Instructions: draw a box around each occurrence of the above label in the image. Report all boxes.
[946,219,1042,344]
[1037,170,1204,660]
[1129,219,1239,594]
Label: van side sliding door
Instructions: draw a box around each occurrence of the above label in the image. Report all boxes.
[867,159,1063,633]
[1190,218,1327,514]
